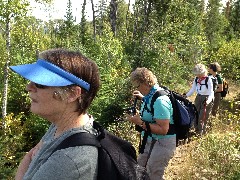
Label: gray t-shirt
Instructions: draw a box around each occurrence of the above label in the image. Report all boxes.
[23,118,98,180]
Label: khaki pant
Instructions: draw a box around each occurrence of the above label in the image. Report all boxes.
[138,137,176,180]
[212,92,221,116]
[194,94,213,135]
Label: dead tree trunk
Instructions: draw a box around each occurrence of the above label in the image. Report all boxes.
[109,0,117,37]
[91,0,96,41]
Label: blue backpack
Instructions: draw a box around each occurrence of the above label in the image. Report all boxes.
[147,87,198,146]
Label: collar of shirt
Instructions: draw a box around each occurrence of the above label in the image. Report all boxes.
[142,84,159,104]
[197,76,207,84]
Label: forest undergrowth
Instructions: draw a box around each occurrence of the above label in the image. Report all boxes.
[164,80,240,180]
[0,81,239,179]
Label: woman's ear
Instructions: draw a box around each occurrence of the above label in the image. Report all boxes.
[67,86,81,103]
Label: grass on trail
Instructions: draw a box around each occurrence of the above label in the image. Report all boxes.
[164,80,240,180]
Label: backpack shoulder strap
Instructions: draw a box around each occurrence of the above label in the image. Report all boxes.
[149,90,168,115]
[205,76,209,82]
[205,76,209,89]
[52,121,105,155]
[53,132,100,154]
[195,77,198,84]
[195,76,209,87]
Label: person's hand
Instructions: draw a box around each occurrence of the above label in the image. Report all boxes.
[125,113,142,126]
[15,141,43,180]
[31,141,43,160]
[206,99,211,105]
[133,90,144,100]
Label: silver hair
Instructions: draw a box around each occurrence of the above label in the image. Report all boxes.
[53,86,73,101]
[192,64,207,75]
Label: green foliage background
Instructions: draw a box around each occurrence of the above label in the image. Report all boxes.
[0,0,240,179]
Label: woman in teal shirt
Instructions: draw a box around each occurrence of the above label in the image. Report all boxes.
[126,67,176,180]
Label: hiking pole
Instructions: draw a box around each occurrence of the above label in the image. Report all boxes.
[201,98,207,136]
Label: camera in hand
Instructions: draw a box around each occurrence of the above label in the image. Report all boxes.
[124,97,138,116]
[124,106,137,116]
[124,105,143,132]
[124,97,144,132]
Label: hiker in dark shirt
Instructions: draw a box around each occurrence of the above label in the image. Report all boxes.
[125,67,176,180]
[184,64,214,135]
[208,62,223,116]
[11,48,100,180]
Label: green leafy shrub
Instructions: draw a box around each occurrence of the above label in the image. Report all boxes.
[106,120,140,153]
[21,114,50,152]
[211,40,240,80]
[0,113,49,179]
[0,113,25,179]
[193,130,240,179]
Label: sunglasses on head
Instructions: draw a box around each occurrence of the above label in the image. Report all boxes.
[33,82,48,89]
[32,82,76,89]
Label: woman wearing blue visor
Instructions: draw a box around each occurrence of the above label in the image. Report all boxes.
[11,48,100,180]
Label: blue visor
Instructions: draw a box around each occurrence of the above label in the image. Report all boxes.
[10,59,90,91]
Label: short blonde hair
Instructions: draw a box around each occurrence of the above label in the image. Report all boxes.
[192,63,207,75]
[130,67,158,86]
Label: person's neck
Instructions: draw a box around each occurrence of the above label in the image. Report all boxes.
[54,113,89,138]
[212,72,217,76]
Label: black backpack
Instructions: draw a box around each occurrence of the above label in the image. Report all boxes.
[52,121,150,180]
[141,87,198,146]
[195,76,218,92]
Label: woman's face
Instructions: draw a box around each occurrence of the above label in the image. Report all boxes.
[132,81,150,95]
[132,81,140,90]
[208,67,214,74]
[26,82,68,120]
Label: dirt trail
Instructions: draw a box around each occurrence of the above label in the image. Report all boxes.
[164,141,193,179]
[163,80,239,180]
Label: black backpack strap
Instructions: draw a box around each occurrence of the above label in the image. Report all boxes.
[139,122,151,154]
[205,76,209,89]
[141,90,168,115]
[51,132,100,157]
[143,138,157,167]
[51,121,104,155]
[149,90,168,115]
[149,89,176,136]
[195,77,198,84]
[196,76,209,89]
[138,89,172,154]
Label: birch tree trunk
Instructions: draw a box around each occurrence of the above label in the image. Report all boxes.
[2,19,11,127]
